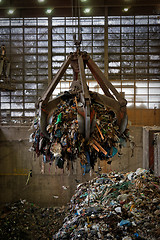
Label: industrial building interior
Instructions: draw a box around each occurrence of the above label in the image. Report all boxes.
[0,0,160,239]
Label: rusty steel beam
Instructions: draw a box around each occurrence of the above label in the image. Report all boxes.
[78,54,91,141]
[40,54,72,107]
[87,57,127,107]
[78,55,90,102]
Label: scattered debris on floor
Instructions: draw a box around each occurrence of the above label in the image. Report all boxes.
[30,94,130,174]
[0,169,159,240]
[0,200,66,240]
[53,168,160,240]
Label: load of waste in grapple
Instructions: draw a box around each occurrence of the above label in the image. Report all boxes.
[30,93,129,174]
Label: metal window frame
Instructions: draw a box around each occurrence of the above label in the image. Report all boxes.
[0,15,160,125]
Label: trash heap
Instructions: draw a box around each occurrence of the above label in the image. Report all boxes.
[30,93,129,173]
[53,168,160,240]
[0,200,66,240]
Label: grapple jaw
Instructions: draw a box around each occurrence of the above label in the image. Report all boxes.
[38,50,127,141]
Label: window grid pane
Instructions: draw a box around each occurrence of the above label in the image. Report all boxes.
[0,15,160,125]
[108,15,160,108]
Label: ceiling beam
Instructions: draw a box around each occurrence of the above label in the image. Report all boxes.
[0,0,159,17]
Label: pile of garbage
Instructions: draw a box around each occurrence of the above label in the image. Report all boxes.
[30,93,129,173]
[53,168,160,240]
[0,169,159,239]
[0,200,66,240]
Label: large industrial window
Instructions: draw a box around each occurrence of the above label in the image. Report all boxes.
[0,15,160,125]
[108,15,160,108]
[52,16,105,96]
[0,18,49,124]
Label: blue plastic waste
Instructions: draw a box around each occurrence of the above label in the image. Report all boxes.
[119,220,131,227]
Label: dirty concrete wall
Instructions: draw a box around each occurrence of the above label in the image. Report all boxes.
[0,126,143,207]
[127,109,160,126]
[105,126,143,173]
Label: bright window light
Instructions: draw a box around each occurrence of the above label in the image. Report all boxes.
[8,9,15,15]
[38,0,45,3]
[84,8,91,14]
[81,0,87,2]
[46,9,53,14]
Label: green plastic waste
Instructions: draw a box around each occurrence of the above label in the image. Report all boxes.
[55,113,62,124]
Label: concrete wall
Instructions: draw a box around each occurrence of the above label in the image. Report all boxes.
[154,132,160,177]
[127,109,160,126]
[0,126,143,207]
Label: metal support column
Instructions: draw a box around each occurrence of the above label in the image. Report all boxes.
[104,7,108,78]
[48,16,52,85]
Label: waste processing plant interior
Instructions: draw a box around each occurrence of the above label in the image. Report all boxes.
[0,1,160,240]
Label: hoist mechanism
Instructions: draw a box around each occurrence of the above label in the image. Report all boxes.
[38,46,128,142]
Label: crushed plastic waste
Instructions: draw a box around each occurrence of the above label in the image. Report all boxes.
[30,93,130,174]
[0,169,159,240]
[0,200,66,240]
[53,168,160,240]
